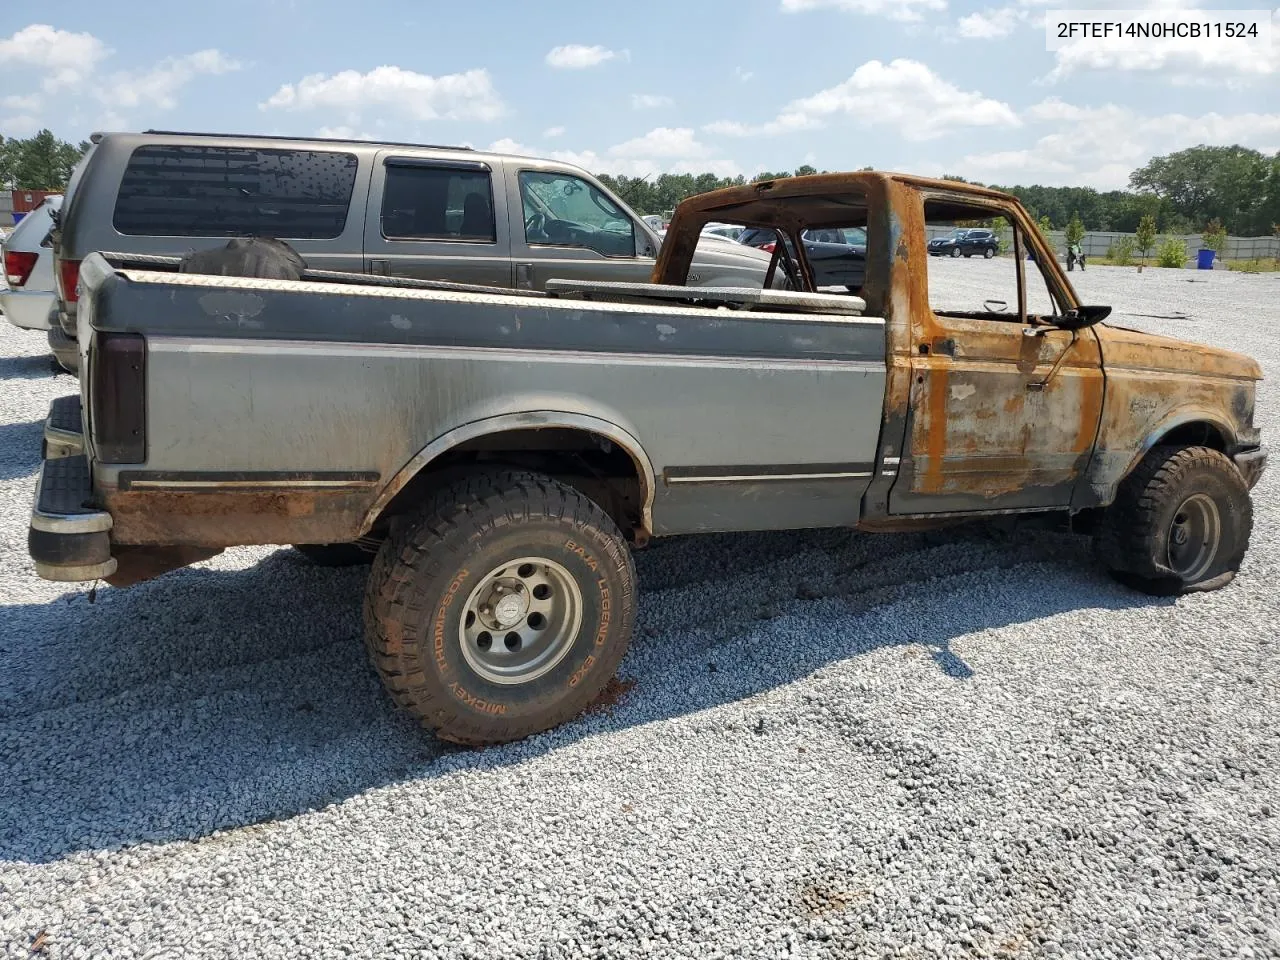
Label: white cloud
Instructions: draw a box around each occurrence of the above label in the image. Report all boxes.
[262,66,504,123]
[98,50,241,111]
[781,0,947,23]
[0,23,109,92]
[609,127,711,159]
[487,129,741,179]
[1046,7,1279,83]
[734,67,754,82]
[2,93,41,111]
[545,44,617,69]
[0,114,40,136]
[705,59,1019,142]
[631,93,673,110]
[958,98,1280,188]
[316,126,377,141]
[542,125,566,138]
[957,7,1019,38]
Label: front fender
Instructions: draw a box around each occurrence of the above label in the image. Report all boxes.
[1081,406,1241,508]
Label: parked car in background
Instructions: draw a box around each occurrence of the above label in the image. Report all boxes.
[928,227,998,258]
[2,194,63,339]
[48,131,774,371]
[739,225,867,291]
[701,221,745,241]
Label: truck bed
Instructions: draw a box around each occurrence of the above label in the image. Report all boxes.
[72,252,890,546]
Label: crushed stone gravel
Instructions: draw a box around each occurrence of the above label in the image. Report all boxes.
[2,262,1279,959]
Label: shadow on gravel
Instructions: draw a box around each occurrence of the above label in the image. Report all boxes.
[0,418,41,481]
[0,352,56,382]
[0,523,1171,863]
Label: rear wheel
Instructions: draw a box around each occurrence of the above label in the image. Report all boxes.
[364,469,637,745]
[1096,445,1252,594]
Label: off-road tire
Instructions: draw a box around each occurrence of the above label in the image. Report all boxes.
[364,469,637,745]
[1095,445,1252,595]
[293,542,378,567]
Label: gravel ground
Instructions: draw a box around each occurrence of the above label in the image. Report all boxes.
[2,263,1279,959]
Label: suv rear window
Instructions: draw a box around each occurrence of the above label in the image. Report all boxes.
[113,145,359,239]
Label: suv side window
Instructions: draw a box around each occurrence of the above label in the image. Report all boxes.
[381,162,495,242]
[518,171,636,258]
[113,145,358,239]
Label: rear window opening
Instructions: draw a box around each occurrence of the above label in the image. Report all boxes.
[112,145,359,240]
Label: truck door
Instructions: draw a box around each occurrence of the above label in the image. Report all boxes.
[506,166,658,290]
[889,203,1104,514]
[364,151,512,287]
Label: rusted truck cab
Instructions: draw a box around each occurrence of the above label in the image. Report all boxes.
[656,172,1265,550]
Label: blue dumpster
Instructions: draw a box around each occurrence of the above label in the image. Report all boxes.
[1196,248,1216,270]
[10,212,25,225]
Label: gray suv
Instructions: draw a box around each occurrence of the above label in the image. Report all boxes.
[49,131,773,368]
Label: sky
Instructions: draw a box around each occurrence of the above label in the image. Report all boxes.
[1,0,1278,190]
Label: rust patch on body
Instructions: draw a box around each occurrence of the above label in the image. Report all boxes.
[104,488,372,546]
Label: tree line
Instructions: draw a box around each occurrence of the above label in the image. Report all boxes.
[5,129,1278,238]
[603,146,1280,238]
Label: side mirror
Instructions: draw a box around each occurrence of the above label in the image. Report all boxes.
[1058,304,1111,330]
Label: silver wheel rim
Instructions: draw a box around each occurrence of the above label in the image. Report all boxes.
[1167,493,1221,581]
[458,556,584,686]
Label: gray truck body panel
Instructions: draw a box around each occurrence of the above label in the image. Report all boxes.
[78,261,888,541]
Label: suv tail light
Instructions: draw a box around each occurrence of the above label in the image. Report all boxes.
[58,258,82,303]
[5,249,38,286]
[91,333,147,463]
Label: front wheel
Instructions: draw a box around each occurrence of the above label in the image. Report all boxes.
[1095,445,1252,594]
[983,247,995,259]
[364,470,637,745]
[950,247,962,258]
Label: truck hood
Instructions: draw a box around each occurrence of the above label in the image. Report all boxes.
[1101,323,1263,382]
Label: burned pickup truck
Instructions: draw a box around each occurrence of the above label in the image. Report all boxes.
[29,172,1266,745]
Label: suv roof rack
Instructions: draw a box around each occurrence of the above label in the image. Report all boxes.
[137,130,475,151]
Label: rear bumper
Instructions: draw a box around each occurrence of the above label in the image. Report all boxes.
[0,289,56,331]
[43,394,84,459]
[29,453,116,582]
[1234,445,1267,490]
[48,324,79,372]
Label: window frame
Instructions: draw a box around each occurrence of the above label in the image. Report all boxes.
[378,157,497,245]
[516,169,639,260]
[923,198,1070,325]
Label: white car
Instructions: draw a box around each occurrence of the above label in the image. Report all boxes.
[2,196,63,331]
[701,221,745,241]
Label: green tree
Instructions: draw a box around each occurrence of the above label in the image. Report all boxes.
[1065,212,1085,247]
[1036,214,1052,235]
[1201,217,1227,253]
[752,170,792,182]
[794,164,818,177]
[3,130,89,189]
[1135,214,1157,263]
[1130,144,1273,234]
